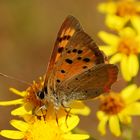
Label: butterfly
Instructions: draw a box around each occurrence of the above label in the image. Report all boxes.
[36,15,118,111]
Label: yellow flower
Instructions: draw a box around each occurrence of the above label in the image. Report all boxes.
[0,77,90,116]
[0,114,89,140]
[98,0,140,30]
[99,27,140,81]
[97,84,140,136]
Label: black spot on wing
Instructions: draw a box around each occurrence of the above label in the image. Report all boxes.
[67,50,71,53]
[75,78,78,80]
[72,49,77,53]
[83,58,90,62]
[94,49,105,64]
[57,37,63,42]
[61,70,65,73]
[77,57,82,60]
[65,35,71,40]
[77,50,83,54]
[63,35,67,40]
[83,66,87,69]
[65,58,73,64]
[57,35,71,43]
[58,47,64,53]
[56,79,61,83]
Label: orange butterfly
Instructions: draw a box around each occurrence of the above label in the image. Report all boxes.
[36,15,118,111]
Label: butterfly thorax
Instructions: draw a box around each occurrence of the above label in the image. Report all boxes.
[36,85,63,110]
[47,87,61,110]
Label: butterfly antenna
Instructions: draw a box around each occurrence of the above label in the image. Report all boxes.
[0,73,31,86]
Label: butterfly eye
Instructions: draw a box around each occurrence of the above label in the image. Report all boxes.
[37,91,46,100]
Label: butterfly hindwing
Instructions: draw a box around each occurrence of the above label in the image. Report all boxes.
[59,64,118,101]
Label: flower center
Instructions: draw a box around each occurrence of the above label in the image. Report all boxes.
[118,38,139,55]
[116,1,137,17]
[99,93,125,115]
[24,117,63,140]
[25,77,45,108]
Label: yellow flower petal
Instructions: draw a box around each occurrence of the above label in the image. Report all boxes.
[131,16,140,33]
[60,115,79,132]
[135,36,140,52]
[0,130,24,139]
[128,54,139,77]
[123,102,140,115]
[105,15,127,30]
[70,101,90,116]
[98,31,119,46]
[121,84,137,100]
[9,88,26,97]
[118,113,131,124]
[63,133,89,140]
[99,45,117,56]
[98,2,116,14]
[0,99,23,106]
[10,120,28,131]
[120,54,131,81]
[122,86,140,104]
[97,117,108,135]
[97,111,106,120]
[119,27,136,37]
[97,113,108,135]
[110,53,122,64]
[11,106,32,116]
[109,116,121,137]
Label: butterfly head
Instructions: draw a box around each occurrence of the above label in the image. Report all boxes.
[36,86,48,102]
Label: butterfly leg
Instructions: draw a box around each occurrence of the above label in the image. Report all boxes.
[61,99,72,128]
[32,104,47,121]
[65,108,72,128]
[41,109,47,121]
[54,109,59,126]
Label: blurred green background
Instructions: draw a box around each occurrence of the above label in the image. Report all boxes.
[0,1,139,140]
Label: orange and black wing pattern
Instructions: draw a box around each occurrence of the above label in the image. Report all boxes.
[44,16,83,84]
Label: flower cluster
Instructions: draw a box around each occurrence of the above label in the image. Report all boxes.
[0,77,90,140]
[1,1,140,139]
[97,84,140,136]
[97,0,140,137]
[98,0,140,81]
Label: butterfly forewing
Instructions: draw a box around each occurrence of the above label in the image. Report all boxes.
[50,31,105,90]
[44,16,83,84]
